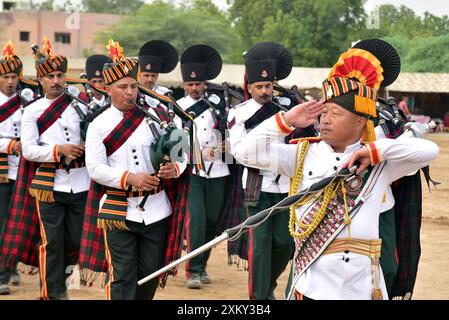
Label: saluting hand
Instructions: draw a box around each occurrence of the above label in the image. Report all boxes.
[283,100,324,129]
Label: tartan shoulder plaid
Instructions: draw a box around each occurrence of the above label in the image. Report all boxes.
[390,172,422,299]
[0,156,40,269]
[37,93,71,135]
[103,105,145,157]
[0,95,21,122]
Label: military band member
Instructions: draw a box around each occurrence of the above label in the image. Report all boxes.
[177,44,230,289]
[85,40,188,300]
[84,54,112,107]
[138,40,178,96]
[233,39,439,300]
[227,42,295,300]
[0,41,23,295]
[20,37,89,300]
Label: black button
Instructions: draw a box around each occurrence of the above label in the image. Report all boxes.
[204,128,207,131]
[64,128,68,131]
[308,171,312,176]
[14,133,18,137]
[206,142,209,145]
[13,124,16,127]
[132,149,136,153]
[135,162,139,165]
[334,166,338,171]
[59,116,63,119]
[201,116,205,118]
[14,128,18,131]
[134,156,137,159]
[67,138,70,142]
[336,157,340,161]
[344,250,349,254]
[65,133,69,136]
[345,258,350,263]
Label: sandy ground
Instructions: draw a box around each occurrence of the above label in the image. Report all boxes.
[1,133,448,300]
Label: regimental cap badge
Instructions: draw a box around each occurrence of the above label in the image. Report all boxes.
[95,70,101,76]
[190,71,197,79]
[145,64,151,70]
[261,69,268,78]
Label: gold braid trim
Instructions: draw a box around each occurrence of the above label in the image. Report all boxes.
[29,188,55,203]
[288,139,351,240]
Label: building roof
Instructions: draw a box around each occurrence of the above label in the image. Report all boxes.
[21,58,449,94]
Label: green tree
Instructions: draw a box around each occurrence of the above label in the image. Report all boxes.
[229,0,366,67]
[81,0,144,14]
[96,0,242,63]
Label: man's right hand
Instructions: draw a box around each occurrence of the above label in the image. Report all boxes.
[283,100,324,128]
[126,173,160,191]
[58,144,85,159]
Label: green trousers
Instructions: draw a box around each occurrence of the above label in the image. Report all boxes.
[246,191,294,300]
[185,175,226,277]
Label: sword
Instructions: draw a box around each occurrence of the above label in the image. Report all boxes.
[137,165,358,286]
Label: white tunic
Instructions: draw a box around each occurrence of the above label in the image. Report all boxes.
[92,95,107,107]
[21,94,90,193]
[0,91,21,180]
[228,99,290,194]
[233,113,439,300]
[86,104,188,226]
[177,95,229,179]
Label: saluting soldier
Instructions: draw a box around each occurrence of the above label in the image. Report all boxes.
[233,39,439,300]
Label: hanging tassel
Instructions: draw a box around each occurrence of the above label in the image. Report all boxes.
[29,188,55,203]
[372,288,383,300]
[361,118,376,143]
[97,218,129,231]
[0,174,9,183]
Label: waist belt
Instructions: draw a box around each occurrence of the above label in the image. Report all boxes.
[323,238,383,300]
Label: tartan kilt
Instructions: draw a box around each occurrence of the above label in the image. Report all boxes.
[78,180,108,273]
[160,166,192,286]
[0,157,40,269]
[390,171,423,299]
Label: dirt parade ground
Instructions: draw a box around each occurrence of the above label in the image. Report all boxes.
[1,133,448,300]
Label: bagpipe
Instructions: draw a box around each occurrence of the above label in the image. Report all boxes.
[203,82,245,175]
[128,93,190,210]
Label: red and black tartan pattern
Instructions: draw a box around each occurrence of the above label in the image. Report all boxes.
[390,171,422,299]
[1,94,73,269]
[79,103,192,287]
[0,157,40,269]
[0,95,21,122]
[37,93,71,135]
[103,106,145,157]
[35,55,67,78]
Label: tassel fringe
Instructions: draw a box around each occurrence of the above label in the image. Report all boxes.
[97,218,129,231]
[0,174,9,183]
[29,188,55,202]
